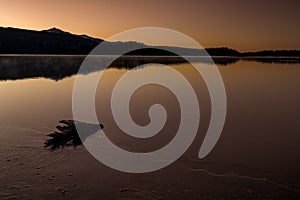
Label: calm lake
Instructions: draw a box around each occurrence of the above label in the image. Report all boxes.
[0,56,299,199]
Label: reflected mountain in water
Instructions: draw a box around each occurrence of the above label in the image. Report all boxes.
[0,55,209,81]
[44,120,103,150]
[0,55,299,81]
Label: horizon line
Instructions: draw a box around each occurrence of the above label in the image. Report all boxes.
[1,26,300,53]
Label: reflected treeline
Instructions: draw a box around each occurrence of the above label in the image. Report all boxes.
[0,56,84,81]
[0,56,206,81]
[0,56,299,81]
[44,120,103,150]
[241,57,300,64]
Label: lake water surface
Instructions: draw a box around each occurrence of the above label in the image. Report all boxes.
[0,56,299,199]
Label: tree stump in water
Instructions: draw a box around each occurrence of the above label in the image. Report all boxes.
[44,120,104,150]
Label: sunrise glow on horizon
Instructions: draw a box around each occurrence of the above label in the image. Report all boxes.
[1,0,299,51]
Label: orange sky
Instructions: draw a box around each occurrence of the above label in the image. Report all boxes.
[0,0,299,51]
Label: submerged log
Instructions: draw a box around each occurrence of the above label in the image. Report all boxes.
[44,120,104,150]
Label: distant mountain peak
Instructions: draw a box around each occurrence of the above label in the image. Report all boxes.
[44,27,70,35]
[43,27,102,43]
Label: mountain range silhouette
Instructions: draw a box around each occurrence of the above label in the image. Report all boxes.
[0,27,299,56]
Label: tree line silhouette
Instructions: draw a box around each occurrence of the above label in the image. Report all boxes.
[0,27,299,57]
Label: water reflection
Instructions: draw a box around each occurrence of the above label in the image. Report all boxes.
[0,55,299,81]
[0,58,300,198]
[0,56,189,81]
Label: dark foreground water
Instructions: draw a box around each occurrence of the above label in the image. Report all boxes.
[0,56,299,199]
